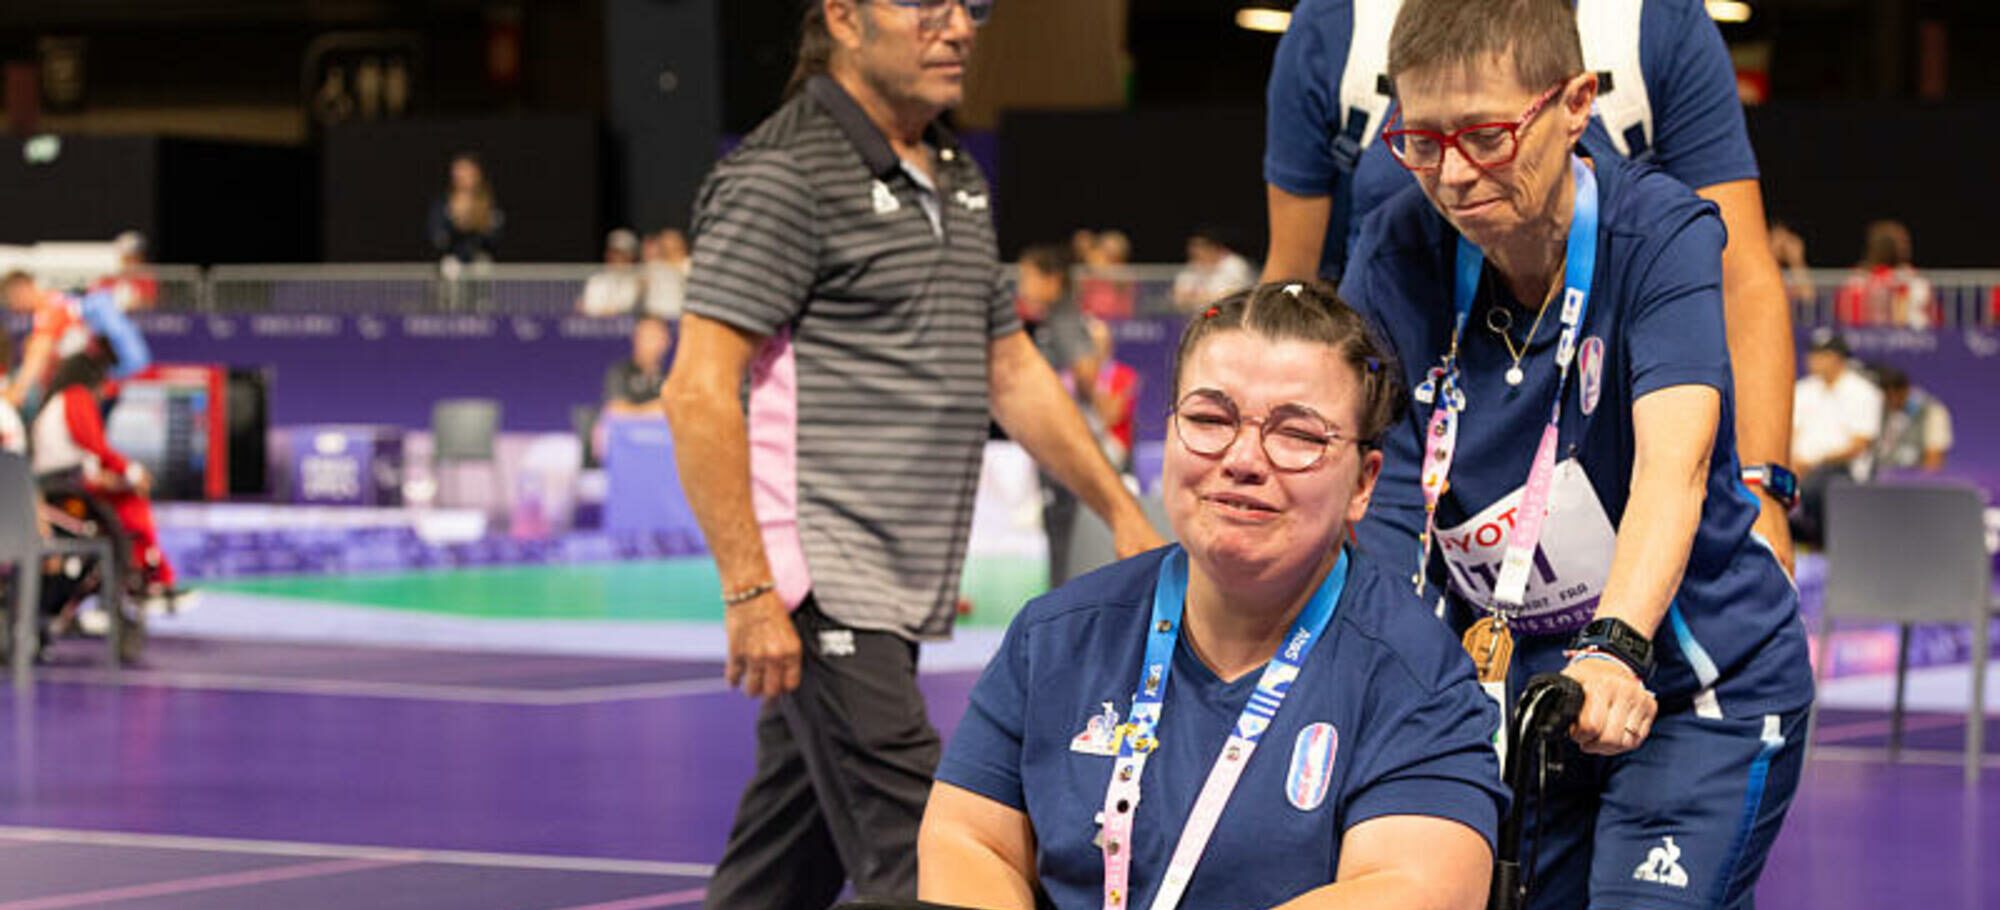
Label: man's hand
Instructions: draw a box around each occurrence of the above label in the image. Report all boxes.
[1111,509,1168,559]
[1562,654,1658,756]
[1751,494,1795,576]
[725,592,802,699]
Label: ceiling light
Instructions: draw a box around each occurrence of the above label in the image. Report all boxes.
[1236,8,1292,34]
[1707,1,1751,23]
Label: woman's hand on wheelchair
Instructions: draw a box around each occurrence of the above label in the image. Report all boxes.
[1561,653,1657,756]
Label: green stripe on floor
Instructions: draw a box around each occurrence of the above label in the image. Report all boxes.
[201,556,1048,627]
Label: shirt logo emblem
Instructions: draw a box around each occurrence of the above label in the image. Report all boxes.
[817,629,856,658]
[870,180,901,215]
[1070,701,1121,756]
[1578,335,1605,415]
[1284,722,1338,811]
[953,189,989,212]
[1632,836,1690,888]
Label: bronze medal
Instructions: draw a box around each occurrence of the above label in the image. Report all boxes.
[1461,616,1515,684]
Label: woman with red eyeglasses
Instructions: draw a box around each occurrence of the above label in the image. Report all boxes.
[1337,2,1812,909]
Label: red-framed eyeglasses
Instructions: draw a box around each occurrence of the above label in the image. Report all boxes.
[1381,81,1569,172]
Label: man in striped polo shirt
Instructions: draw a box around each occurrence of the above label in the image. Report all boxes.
[661,1,1165,905]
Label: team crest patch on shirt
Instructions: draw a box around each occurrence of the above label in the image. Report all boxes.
[1578,336,1605,415]
[1285,722,1338,811]
[870,180,901,215]
[1070,701,1122,756]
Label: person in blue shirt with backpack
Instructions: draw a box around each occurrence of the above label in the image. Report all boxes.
[920,282,1505,910]
[1336,1,1814,907]
[1265,0,1801,581]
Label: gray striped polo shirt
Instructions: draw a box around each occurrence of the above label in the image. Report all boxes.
[686,75,1021,640]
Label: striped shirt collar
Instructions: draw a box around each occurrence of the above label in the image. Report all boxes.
[806,74,964,179]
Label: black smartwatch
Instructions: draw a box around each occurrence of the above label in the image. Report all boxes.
[1571,618,1655,679]
[1741,463,1799,511]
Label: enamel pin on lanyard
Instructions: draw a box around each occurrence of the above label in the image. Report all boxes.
[1098,546,1348,910]
[1414,156,1599,684]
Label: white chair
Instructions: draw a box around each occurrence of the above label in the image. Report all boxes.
[430,398,503,511]
[1819,482,1995,783]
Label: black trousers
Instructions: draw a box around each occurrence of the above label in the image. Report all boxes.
[703,596,942,910]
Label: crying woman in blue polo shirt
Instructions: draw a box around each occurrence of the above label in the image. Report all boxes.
[919,282,1506,910]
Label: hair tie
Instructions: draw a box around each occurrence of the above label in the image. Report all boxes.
[1283,283,1303,298]
[1203,306,1220,320]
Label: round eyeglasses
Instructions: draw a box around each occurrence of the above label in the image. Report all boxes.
[1172,389,1361,473]
[1380,80,1568,172]
[881,0,994,32]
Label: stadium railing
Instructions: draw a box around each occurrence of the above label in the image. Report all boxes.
[36,263,2000,329]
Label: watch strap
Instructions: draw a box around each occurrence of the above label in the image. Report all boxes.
[1572,617,1654,678]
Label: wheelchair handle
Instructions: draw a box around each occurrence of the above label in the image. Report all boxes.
[1489,672,1587,910]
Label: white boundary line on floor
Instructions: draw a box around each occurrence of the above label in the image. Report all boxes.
[26,659,983,706]
[27,667,737,706]
[0,825,716,878]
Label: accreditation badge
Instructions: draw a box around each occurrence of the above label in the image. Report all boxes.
[1433,460,1616,636]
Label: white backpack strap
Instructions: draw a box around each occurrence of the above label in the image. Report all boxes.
[1576,0,1652,160]
[1334,0,1405,169]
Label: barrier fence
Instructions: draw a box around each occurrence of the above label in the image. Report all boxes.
[7,266,1996,488]
[22,263,2000,328]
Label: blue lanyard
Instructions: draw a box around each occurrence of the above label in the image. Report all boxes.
[1450,155,1600,414]
[1124,547,1346,752]
[1099,546,1348,910]
[1410,156,1599,600]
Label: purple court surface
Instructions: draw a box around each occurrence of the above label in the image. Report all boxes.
[0,636,1993,909]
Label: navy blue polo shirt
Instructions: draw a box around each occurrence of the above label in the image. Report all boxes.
[1337,142,1814,717]
[937,547,1505,910]
[1265,0,1758,277]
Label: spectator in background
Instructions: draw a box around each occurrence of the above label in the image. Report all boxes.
[91,231,158,312]
[430,153,504,267]
[1016,244,1093,587]
[1069,228,1097,265]
[1770,221,1815,306]
[1073,316,1138,471]
[1866,364,1953,474]
[1836,220,1934,328]
[578,229,645,317]
[32,352,187,610]
[1791,329,1881,544]
[1171,226,1256,312]
[3,271,151,411]
[641,228,692,318]
[0,332,23,454]
[1016,244,1091,372]
[602,315,673,418]
[1078,228,1137,319]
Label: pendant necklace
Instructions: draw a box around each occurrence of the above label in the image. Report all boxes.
[1484,254,1566,387]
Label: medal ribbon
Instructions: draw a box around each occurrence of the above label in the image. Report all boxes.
[1099,546,1348,910]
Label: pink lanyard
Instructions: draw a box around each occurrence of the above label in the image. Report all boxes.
[1100,548,1346,910]
[1413,156,1599,611]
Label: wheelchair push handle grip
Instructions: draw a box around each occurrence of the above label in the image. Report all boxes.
[1518,671,1584,741]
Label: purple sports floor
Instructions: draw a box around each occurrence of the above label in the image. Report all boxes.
[0,636,1992,909]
